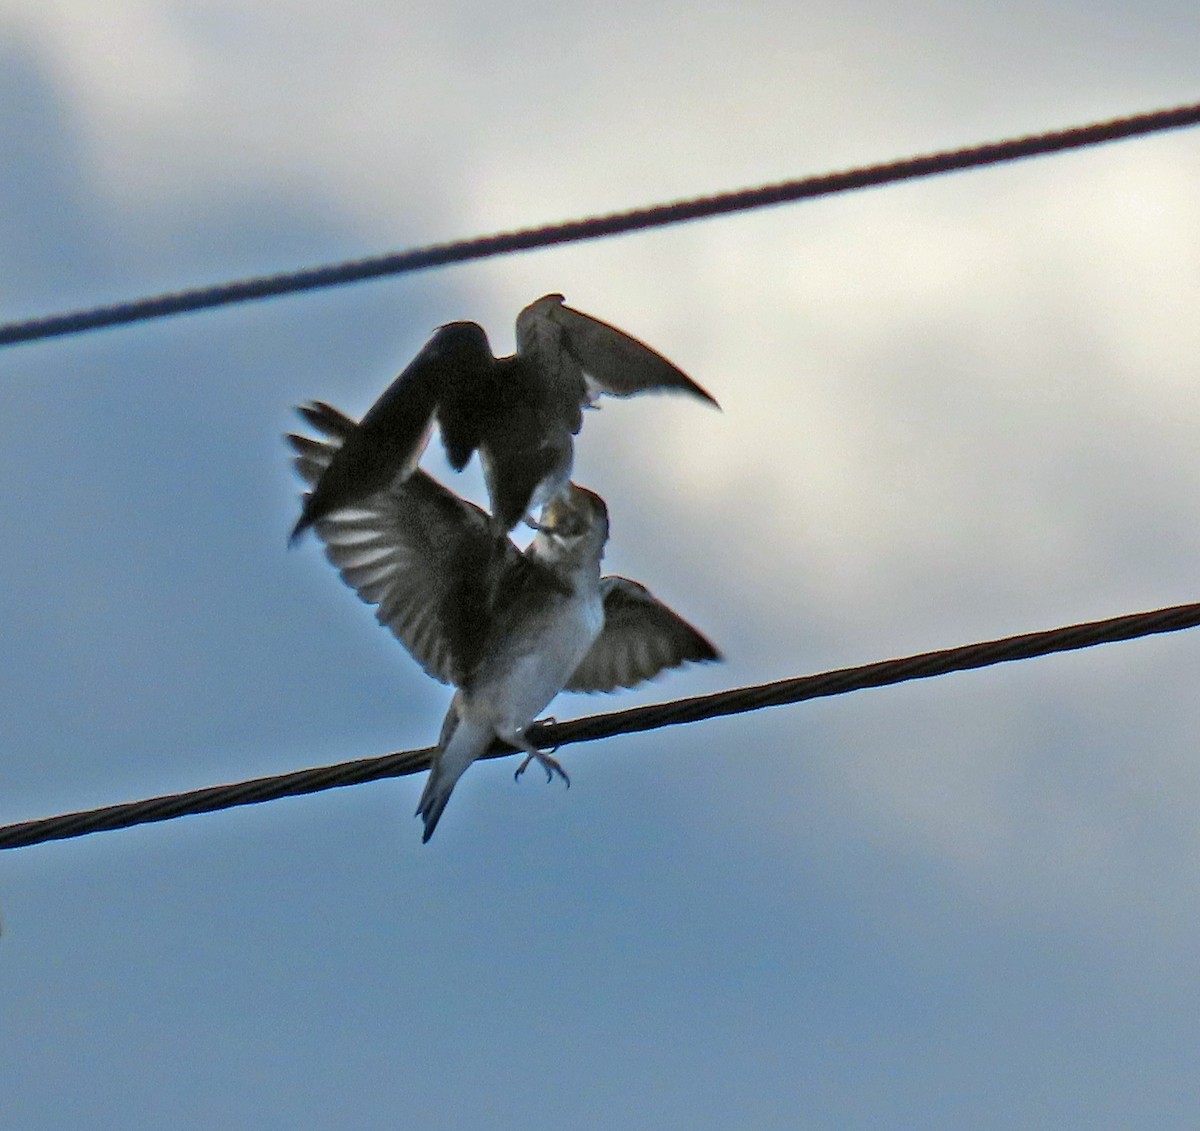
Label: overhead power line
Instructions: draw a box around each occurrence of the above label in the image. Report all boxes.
[2,599,1196,851]
[2,100,1199,349]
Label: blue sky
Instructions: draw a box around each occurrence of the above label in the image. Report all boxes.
[3,3,1200,1127]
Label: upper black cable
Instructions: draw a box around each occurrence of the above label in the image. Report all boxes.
[2,599,1196,850]
[2,101,1199,348]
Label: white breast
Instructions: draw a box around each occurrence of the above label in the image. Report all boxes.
[466,586,604,732]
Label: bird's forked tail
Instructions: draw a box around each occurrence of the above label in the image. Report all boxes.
[416,704,493,843]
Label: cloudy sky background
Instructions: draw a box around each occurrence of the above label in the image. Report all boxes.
[3,2,1200,1127]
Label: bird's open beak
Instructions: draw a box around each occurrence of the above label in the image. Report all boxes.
[541,491,572,530]
[537,487,583,535]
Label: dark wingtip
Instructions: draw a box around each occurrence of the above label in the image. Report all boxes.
[288,497,315,546]
[685,380,721,409]
[287,517,309,548]
[693,631,723,665]
[296,400,357,438]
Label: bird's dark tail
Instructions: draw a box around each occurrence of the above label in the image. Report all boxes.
[415,709,492,842]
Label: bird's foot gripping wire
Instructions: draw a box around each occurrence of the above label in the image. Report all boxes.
[514,749,570,786]
[512,728,569,787]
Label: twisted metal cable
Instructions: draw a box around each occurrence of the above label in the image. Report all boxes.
[2,599,1197,851]
[3,101,1200,348]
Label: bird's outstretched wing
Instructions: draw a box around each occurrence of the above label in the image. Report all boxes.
[288,401,522,686]
[433,323,504,471]
[564,576,720,692]
[515,293,719,410]
[289,322,493,544]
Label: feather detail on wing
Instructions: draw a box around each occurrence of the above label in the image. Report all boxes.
[565,576,720,693]
[287,402,522,686]
[288,322,493,544]
[514,294,589,435]
[517,293,719,407]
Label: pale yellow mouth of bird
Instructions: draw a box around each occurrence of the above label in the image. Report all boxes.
[540,489,582,534]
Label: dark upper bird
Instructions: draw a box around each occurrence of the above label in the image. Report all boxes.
[288,402,721,842]
[289,293,718,543]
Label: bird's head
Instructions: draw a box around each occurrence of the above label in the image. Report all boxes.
[542,483,607,535]
[535,483,610,563]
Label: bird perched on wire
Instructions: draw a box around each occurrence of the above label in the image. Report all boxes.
[288,402,720,842]
[289,293,718,544]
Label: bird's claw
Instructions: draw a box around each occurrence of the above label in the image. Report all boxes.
[513,749,570,788]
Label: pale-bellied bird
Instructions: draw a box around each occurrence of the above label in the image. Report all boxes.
[288,402,720,841]
[289,293,718,543]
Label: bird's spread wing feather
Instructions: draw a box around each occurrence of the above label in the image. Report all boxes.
[564,576,720,692]
[517,293,719,408]
[434,324,502,470]
[289,323,493,543]
[288,402,522,685]
[514,294,589,434]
